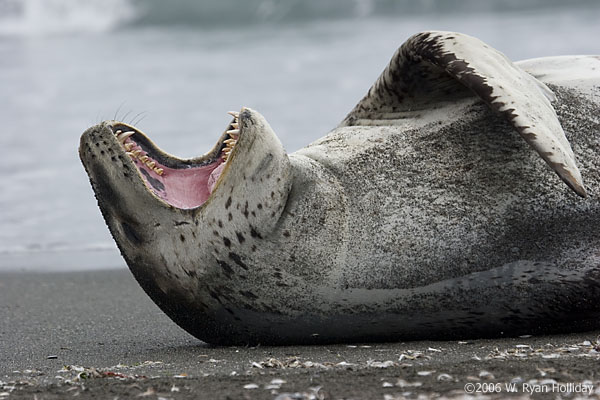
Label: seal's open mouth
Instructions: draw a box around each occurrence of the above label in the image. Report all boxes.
[111,111,240,209]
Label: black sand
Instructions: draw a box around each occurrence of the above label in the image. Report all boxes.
[1,269,599,399]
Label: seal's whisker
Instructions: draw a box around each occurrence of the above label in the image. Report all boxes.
[131,111,147,127]
[128,111,144,124]
[120,109,133,123]
[114,101,128,121]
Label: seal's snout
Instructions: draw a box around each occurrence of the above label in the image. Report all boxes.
[79,122,134,199]
[78,122,114,162]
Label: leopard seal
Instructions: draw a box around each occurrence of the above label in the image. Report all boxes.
[79,31,600,345]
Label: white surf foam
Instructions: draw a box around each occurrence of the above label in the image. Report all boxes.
[0,0,135,36]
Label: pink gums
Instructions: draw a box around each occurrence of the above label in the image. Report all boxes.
[127,139,226,209]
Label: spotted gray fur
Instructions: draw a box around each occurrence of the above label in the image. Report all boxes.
[79,31,600,345]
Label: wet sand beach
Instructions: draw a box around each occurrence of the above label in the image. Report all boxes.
[1,270,599,399]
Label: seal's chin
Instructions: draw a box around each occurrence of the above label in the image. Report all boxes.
[111,111,241,209]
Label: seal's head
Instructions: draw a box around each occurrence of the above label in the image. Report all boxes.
[79,108,292,342]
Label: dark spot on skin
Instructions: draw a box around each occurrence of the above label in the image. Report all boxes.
[239,290,258,300]
[121,221,142,246]
[283,230,290,237]
[243,201,249,218]
[251,245,257,252]
[154,223,160,227]
[175,221,189,226]
[208,289,222,303]
[236,232,245,244]
[183,268,197,278]
[217,260,234,276]
[257,204,263,209]
[213,230,219,237]
[223,237,231,248]
[249,226,263,239]
[251,211,256,217]
[225,196,232,209]
[228,213,233,221]
[180,234,185,242]
[228,252,248,270]
[271,191,275,198]
[218,220,223,228]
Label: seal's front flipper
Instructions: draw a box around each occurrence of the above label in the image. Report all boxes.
[340,31,586,197]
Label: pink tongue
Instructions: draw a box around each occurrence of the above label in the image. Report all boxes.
[208,163,226,193]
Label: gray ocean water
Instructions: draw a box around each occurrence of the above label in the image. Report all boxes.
[1,0,599,271]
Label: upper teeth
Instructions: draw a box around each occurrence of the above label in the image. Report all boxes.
[117,131,135,143]
[222,111,240,162]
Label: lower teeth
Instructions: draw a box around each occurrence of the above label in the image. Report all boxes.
[222,112,240,161]
[116,131,164,176]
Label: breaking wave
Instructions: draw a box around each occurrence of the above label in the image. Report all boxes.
[129,0,600,28]
[0,0,135,36]
[0,0,596,36]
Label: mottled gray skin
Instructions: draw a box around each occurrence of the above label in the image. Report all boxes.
[80,32,600,345]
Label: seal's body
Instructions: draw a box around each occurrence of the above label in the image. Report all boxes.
[80,32,600,345]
